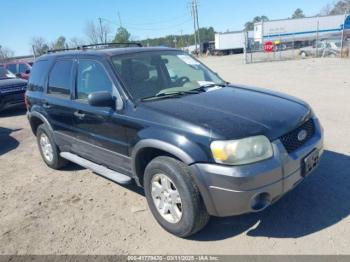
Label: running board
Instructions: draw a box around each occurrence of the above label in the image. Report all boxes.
[60,152,132,185]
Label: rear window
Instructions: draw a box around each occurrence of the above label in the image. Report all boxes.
[47,60,73,97]
[27,60,50,92]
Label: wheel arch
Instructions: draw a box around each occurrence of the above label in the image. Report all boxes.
[28,111,53,135]
[131,139,196,186]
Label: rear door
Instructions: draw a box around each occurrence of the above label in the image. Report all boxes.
[44,58,76,150]
[69,57,131,175]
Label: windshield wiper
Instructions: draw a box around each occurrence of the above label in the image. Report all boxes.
[187,83,228,92]
[201,83,228,88]
[140,83,229,102]
[140,90,200,101]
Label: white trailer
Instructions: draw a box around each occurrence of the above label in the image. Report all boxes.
[254,14,349,43]
[214,31,253,55]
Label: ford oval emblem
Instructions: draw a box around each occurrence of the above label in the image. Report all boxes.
[297,130,308,141]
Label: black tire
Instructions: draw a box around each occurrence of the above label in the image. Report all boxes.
[36,124,67,170]
[300,51,307,59]
[144,156,210,237]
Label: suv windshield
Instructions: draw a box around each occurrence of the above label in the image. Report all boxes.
[111,51,225,101]
[0,67,16,80]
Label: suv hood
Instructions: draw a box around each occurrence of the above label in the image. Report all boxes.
[141,86,311,141]
[0,78,27,89]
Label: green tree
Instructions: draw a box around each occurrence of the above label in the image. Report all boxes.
[292,8,306,19]
[244,16,269,31]
[139,27,215,48]
[51,36,67,50]
[329,0,350,14]
[197,27,215,43]
[113,27,131,43]
[31,37,49,56]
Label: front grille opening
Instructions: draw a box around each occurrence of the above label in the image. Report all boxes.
[280,118,315,153]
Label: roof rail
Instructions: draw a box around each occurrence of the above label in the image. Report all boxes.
[46,42,142,54]
[46,47,83,54]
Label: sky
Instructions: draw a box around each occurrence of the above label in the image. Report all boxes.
[0,0,332,56]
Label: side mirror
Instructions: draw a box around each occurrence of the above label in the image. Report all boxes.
[25,69,31,74]
[88,91,115,108]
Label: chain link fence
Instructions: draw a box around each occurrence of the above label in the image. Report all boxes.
[244,14,350,63]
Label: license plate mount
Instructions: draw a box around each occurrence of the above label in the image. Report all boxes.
[302,149,320,177]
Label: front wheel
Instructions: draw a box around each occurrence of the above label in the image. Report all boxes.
[144,156,209,237]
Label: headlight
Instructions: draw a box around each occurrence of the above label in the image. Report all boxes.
[210,135,273,165]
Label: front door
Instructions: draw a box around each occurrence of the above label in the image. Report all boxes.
[70,58,131,175]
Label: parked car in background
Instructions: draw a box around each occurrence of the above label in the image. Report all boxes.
[299,40,340,58]
[26,44,323,237]
[3,61,33,80]
[0,66,27,112]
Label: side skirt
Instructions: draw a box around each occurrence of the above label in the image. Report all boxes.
[60,152,132,185]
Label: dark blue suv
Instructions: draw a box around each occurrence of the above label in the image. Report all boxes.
[0,66,27,112]
[26,43,323,237]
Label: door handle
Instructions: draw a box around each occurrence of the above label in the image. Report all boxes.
[74,111,86,119]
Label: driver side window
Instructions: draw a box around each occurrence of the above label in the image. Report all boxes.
[76,60,112,100]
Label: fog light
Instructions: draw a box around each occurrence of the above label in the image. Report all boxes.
[251,192,271,211]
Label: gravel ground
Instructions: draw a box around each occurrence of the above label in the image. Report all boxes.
[0,56,349,255]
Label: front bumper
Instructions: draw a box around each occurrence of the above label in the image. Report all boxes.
[0,92,25,111]
[190,117,324,217]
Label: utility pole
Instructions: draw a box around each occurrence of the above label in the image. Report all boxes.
[98,17,104,44]
[191,0,198,54]
[180,30,184,49]
[118,11,123,27]
[32,45,37,60]
[194,0,201,54]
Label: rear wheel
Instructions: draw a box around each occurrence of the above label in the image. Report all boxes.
[36,124,67,169]
[300,51,307,59]
[144,156,210,237]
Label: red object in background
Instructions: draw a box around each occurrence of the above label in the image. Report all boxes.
[264,41,275,52]
[1,61,33,80]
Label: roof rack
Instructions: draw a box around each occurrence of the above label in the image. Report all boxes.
[46,42,142,54]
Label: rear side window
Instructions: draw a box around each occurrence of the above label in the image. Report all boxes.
[27,60,49,91]
[76,60,112,100]
[7,64,17,74]
[48,60,73,97]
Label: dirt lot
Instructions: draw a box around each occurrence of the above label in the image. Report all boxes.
[0,56,349,255]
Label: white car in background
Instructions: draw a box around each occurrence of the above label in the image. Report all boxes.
[299,40,341,58]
